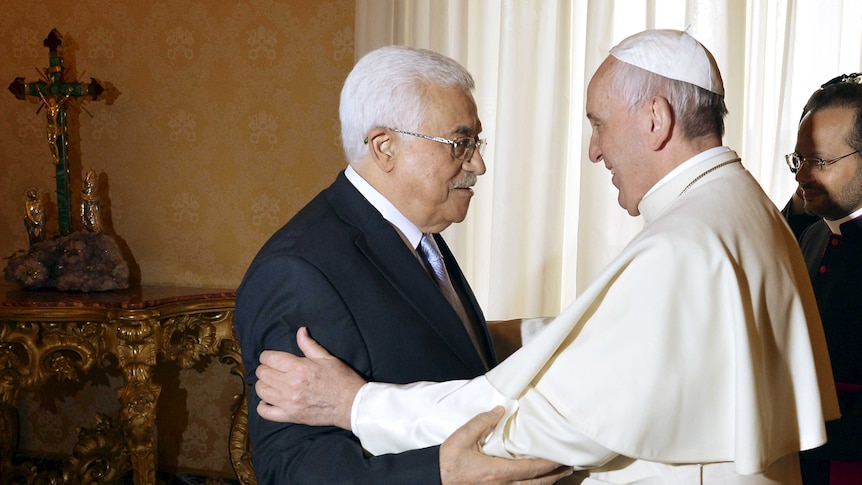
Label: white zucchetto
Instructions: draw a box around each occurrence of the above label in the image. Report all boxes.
[610,29,724,96]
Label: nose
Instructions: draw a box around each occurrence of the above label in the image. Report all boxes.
[588,137,602,164]
[464,149,486,175]
[794,163,813,183]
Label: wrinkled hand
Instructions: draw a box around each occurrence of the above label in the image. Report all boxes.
[440,407,573,485]
[255,327,365,430]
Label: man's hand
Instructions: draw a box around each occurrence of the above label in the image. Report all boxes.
[440,407,573,485]
[255,327,365,430]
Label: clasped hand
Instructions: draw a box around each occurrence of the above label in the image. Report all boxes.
[255,326,362,430]
[254,327,573,484]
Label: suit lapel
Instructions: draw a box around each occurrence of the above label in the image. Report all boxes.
[327,172,487,371]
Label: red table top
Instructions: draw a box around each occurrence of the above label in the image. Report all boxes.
[0,283,236,310]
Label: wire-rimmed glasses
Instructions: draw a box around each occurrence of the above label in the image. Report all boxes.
[785,150,861,173]
[385,127,486,161]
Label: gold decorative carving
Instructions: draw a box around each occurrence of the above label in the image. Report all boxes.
[63,413,131,484]
[0,321,102,403]
[220,335,256,484]
[113,316,160,484]
[163,311,232,368]
[0,286,254,485]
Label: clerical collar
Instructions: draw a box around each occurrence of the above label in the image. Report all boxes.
[638,148,741,224]
[825,206,862,236]
[344,166,423,247]
[643,146,731,199]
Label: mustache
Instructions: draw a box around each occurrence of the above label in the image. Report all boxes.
[450,172,477,190]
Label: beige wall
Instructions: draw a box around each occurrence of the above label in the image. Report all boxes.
[1,1,355,477]
[0,0,355,289]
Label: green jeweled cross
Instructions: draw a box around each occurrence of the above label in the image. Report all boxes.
[8,29,109,235]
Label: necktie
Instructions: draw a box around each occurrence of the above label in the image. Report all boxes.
[419,234,456,295]
[418,234,488,367]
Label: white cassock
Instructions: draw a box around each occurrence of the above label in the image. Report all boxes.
[351,148,840,484]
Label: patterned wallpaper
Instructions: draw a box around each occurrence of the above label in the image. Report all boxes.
[0,0,355,477]
[0,0,354,289]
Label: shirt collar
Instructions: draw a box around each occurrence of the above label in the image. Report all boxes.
[344,166,423,248]
[825,206,862,236]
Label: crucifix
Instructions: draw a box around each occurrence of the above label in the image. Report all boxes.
[8,29,112,235]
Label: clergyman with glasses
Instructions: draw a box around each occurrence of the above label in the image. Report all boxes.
[233,45,570,484]
[786,73,862,485]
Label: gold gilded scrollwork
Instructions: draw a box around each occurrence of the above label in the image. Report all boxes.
[0,321,102,403]
[219,334,256,485]
[162,312,222,368]
[63,413,131,484]
[115,317,160,485]
[0,320,108,484]
[0,294,253,484]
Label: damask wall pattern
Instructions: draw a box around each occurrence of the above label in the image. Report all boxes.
[0,0,355,477]
[0,0,355,288]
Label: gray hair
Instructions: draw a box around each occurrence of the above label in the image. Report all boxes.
[340,46,476,162]
[606,60,727,140]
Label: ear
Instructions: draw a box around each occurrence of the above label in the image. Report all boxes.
[646,96,673,151]
[366,128,396,172]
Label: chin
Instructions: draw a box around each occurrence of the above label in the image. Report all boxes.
[448,201,471,221]
[617,196,636,216]
[449,212,468,224]
[803,202,826,218]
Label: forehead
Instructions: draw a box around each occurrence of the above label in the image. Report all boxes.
[586,60,615,116]
[421,85,480,134]
[798,107,855,146]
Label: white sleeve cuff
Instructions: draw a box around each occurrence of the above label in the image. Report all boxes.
[352,377,509,455]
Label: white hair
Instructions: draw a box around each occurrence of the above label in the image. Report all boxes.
[606,59,727,140]
[339,46,476,162]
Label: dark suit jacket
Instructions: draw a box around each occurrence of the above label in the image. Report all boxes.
[798,217,862,476]
[234,170,496,484]
[780,198,820,241]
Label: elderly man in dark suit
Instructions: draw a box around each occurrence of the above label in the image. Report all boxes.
[234,45,568,485]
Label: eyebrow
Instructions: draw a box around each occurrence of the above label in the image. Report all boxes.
[452,123,480,137]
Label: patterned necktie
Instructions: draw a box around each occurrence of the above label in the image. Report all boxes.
[418,234,488,367]
[419,234,456,294]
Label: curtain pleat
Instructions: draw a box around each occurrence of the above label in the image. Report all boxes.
[354,0,862,320]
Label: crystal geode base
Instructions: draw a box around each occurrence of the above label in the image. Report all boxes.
[4,231,130,292]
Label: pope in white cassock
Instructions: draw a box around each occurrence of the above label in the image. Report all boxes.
[253,30,840,484]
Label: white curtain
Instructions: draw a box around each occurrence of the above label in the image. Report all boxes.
[354,0,862,320]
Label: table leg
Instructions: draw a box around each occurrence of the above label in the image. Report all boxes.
[116,320,160,485]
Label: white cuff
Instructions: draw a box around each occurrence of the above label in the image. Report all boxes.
[352,377,509,455]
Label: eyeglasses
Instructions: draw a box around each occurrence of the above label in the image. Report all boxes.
[785,150,861,173]
[385,127,486,161]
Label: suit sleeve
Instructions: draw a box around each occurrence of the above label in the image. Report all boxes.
[235,253,442,485]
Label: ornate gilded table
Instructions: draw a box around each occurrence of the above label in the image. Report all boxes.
[0,284,255,484]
